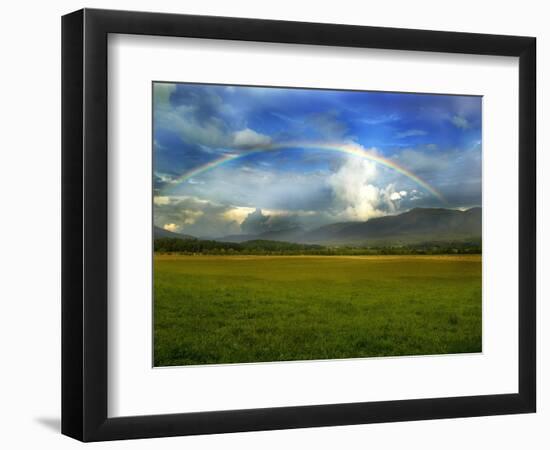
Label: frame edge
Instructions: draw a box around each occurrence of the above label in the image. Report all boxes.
[518,36,537,413]
[61,8,85,442]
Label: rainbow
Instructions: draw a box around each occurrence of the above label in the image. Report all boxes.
[163,141,446,203]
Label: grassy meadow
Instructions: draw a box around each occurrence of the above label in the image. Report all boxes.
[153,254,481,366]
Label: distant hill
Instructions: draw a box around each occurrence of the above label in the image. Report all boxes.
[153,226,195,240]
[216,233,258,243]
[218,226,305,243]
[303,207,481,244]
[217,207,481,245]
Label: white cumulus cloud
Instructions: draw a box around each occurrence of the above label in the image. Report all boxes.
[390,190,408,201]
[328,156,409,221]
[232,128,272,149]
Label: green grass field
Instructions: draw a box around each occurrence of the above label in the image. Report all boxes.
[154,255,481,366]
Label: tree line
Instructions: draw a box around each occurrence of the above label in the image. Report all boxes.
[154,237,481,255]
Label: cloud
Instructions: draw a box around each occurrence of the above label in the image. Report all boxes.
[223,206,256,224]
[395,129,427,139]
[328,156,404,221]
[393,144,481,207]
[271,111,301,124]
[176,160,333,213]
[154,196,171,206]
[155,85,272,152]
[155,194,319,238]
[154,84,230,148]
[307,111,348,139]
[154,172,176,185]
[241,208,270,233]
[450,115,470,129]
[153,83,176,109]
[155,108,229,148]
[169,85,225,122]
[154,196,242,237]
[395,149,450,173]
[163,223,180,232]
[359,114,400,125]
[180,210,204,225]
[231,128,272,149]
[153,171,180,194]
[240,208,301,234]
[390,190,408,201]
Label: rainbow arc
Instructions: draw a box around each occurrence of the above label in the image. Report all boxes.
[163,141,446,203]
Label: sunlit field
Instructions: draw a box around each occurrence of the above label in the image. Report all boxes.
[153,254,482,366]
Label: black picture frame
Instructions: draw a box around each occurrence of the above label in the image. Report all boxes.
[62,8,536,442]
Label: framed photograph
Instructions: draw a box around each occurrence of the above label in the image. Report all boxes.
[62,8,536,441]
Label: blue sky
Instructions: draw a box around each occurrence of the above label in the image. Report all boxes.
[153,82,481,238]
